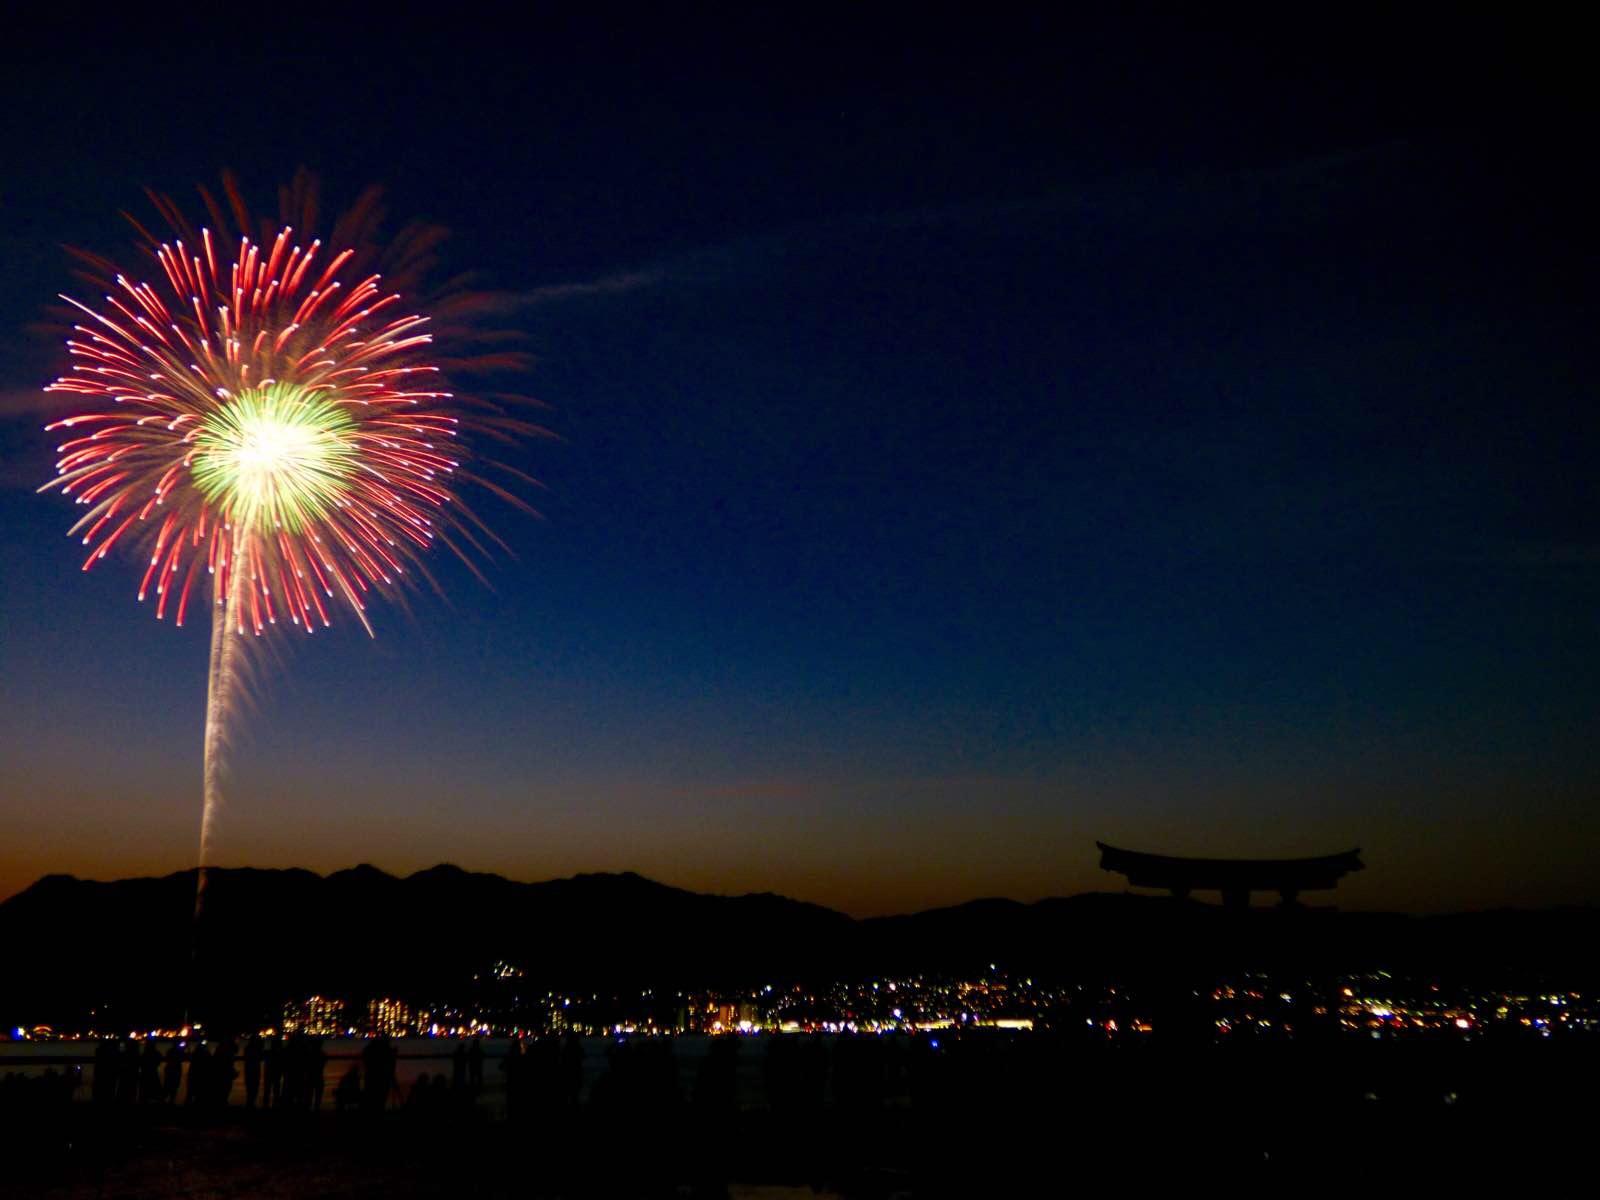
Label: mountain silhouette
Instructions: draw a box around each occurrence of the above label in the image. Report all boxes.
[1,865,1593,1029]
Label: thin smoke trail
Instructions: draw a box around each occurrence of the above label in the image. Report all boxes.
[195,541,246,920]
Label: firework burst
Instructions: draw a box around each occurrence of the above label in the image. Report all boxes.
[38,174,537,883]
[43,218,474,635]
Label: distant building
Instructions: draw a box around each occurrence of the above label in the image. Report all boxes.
[366,997,412,1036]
[1097,841,1364,907]
[282,994,345,1035]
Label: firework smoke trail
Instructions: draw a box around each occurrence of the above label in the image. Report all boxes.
[38,174,541,940]
[195,540,245,918]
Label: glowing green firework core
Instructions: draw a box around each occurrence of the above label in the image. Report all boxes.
[191,383,358,533]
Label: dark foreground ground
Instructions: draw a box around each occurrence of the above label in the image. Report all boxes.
[3,1037,1595,1196]
[1,1101,1592,1198]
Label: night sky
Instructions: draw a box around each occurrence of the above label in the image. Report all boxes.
[1,11,1596,915]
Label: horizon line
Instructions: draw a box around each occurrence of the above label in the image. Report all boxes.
[7,861,1592,922]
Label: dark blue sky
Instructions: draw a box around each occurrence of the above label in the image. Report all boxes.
[2,11,1596,912]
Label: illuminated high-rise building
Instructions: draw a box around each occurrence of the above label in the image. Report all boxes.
[282,995,345,1036]
[366,997,412,1037]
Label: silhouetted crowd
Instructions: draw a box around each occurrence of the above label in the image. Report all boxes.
[1,1031,1014,1124]
[2,1031,905,1122]
[77,1033,336,1110]
[67,1033,597,1119]
[15,1023,1590,1131]
[6,1027,1596,1192]
[63,1033,495,1115]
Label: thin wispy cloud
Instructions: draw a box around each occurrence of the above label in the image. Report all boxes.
[499,140,1415,307]
[1472,543,1600,570]
[501,269,668,311]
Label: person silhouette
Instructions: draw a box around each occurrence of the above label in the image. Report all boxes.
[335,1063,362,1113]
[212,1036,238,1108]
[467,1036,484,1094]
[138,1040,162,1104]
[124,1039,144,1105]
[382,1036,400,1108]
[162,1041,185,1104]
[242,1034,263,1108]
[91,1039,115,1105]
[262,1035,282,1108]
[280,1036,301,1109]
[113,1039,135,1105]
[362,1035,397,1112]
[185,1041,210,1107]
[309,1038,327,1110]
[406,1072,431,1111]
[451,1041,468,1095]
